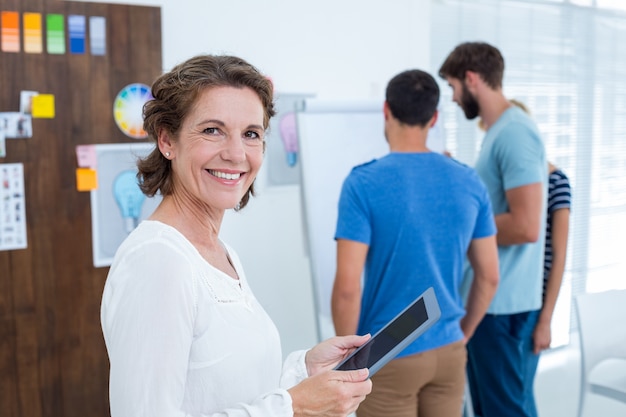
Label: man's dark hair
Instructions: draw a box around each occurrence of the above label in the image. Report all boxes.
[385,69,439,127]
[438,42,505,89]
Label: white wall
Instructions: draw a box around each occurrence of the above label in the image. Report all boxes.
[68,0,432,355]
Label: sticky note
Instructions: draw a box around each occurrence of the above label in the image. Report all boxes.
[76,168,97,191]
[75,145,97,168]
[46,14,65,54]
[1,11,20,52]
[23,13,43,53]
[31,94,55,119]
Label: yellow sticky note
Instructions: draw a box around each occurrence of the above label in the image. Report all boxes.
[76,168,97,191]
[31,94,55,118]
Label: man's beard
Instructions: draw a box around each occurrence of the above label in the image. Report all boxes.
[461,83,480,120]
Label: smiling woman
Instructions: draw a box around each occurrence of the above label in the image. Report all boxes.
[138,55,274,210]
[99,54,373,417]
[158,85,266,214]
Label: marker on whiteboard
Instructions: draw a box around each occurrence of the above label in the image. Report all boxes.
[279,112,298,167]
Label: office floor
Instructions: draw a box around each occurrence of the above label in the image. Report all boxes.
[535,333,626,417]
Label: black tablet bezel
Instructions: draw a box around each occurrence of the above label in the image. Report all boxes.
[334,286,441,376]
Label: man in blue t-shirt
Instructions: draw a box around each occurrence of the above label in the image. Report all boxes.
[332,69,500,417]
[439,42,548,417]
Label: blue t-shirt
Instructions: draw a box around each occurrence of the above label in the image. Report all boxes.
[335,152,495,357]
[464,106,548,314]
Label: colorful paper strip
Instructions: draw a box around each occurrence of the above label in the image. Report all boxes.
[23,13,43,54]
[89,16,106,56]
[68,15,85,54]
[1,11,20,53]
[46,14,65,54]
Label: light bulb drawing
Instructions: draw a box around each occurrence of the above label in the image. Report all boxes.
[112,170,146,234]
[279,112,299,167]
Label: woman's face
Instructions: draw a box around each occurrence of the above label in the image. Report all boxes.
[162,86,265,211]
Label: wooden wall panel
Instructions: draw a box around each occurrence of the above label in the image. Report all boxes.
[0,1,162,416]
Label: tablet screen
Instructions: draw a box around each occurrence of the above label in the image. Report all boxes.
[334,287,439,375]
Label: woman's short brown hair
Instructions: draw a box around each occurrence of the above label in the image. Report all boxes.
[137,54,275,211]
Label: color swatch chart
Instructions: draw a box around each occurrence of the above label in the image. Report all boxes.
[1,11,106,55]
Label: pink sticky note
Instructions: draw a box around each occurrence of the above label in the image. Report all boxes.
[76,144,97,168]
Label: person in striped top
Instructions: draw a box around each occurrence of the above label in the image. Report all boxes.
[533,162,572,353]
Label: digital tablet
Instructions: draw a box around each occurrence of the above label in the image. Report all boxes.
[334,286,441,376]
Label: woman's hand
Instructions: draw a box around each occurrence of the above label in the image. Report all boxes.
[533,319,552,354]
[305,334,371,376]
[288,368,372,417]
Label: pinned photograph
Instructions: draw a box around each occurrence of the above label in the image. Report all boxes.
[0,127,6,157]
[20,90,38,115]
[0,112,33,139]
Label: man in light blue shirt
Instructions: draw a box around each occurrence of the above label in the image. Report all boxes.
[439,42,547,417]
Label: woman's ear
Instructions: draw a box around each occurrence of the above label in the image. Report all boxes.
[157,128,174,158]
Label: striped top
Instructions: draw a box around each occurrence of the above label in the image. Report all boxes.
[544,169,572,286]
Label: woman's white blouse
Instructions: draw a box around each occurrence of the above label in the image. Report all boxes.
[101,221,308,417]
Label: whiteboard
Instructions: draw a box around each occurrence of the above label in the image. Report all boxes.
[297,99,445,339]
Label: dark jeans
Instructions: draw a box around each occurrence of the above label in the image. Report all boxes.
[467,310,540,417]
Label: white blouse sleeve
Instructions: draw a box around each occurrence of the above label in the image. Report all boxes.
[101,237,297,417]
[280,350,310,389]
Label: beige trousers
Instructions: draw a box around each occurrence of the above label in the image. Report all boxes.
[356,340,466,417]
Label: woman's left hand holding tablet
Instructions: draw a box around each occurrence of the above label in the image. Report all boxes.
[305,334,371,376]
